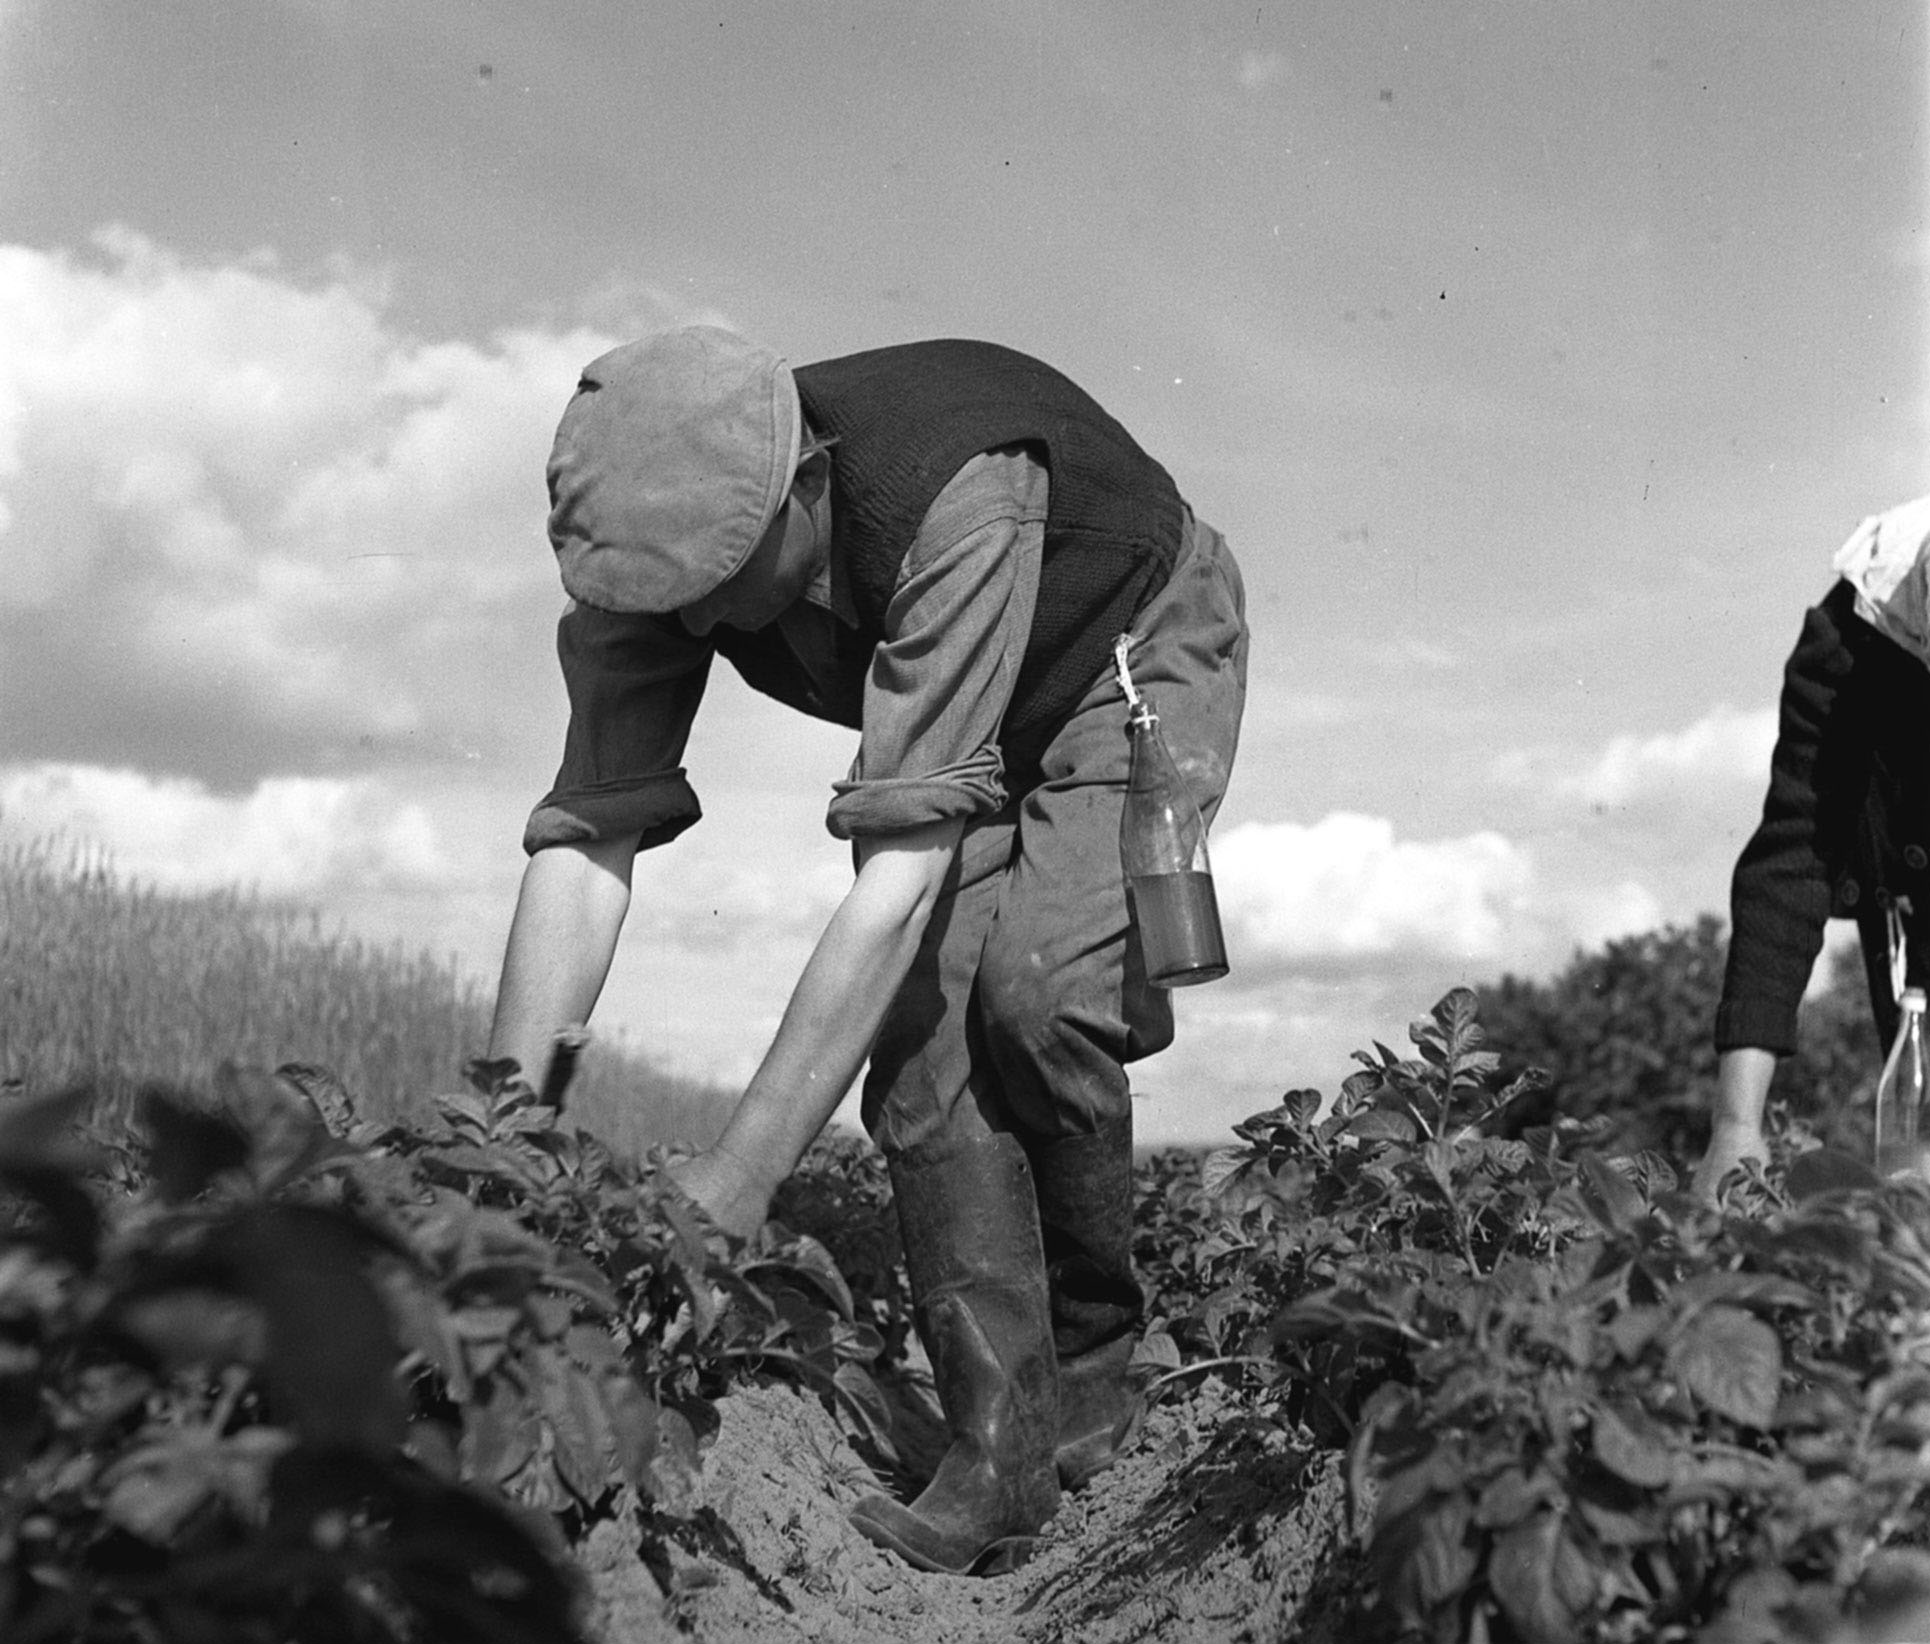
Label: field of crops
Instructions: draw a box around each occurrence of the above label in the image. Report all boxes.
[0,839,736,1151]
[3,859,1927,1643]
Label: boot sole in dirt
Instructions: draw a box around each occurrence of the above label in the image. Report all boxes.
[849,1493,1043,1576]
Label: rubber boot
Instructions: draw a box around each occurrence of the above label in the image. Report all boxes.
[848,1132,1061,1575]
[1026,1115,1146,1490]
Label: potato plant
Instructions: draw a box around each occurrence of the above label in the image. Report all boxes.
[1345,1165,1930,1644]
[0,1057,887,1642]
[1174,988,1930,1644]
[10,945,1930,1644]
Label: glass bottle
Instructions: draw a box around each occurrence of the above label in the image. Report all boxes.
[1875,986,1928,1180]
[1121,696,1228,987]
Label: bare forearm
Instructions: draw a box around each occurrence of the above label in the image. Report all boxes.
[704,821,960,1190]
[1711,1047,1777,1132]
[711,900,923,1171]
[489,837,638,1088]
[1693,1046,1776,1202]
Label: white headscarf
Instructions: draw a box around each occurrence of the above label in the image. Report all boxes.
[1832,492,1930,672]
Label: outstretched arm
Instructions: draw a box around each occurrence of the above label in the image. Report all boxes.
[488,834,641,1092]
[1704,588,1865,1204]
[673,817,963,1235]
[676,448,1044,1232]
[1691,1047,1776,1203]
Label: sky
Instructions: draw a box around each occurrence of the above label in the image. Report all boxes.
[1,0,1925,1148]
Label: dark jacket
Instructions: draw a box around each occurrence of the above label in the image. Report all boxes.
[711,340,1183,786]
[1718,579,1930,1057]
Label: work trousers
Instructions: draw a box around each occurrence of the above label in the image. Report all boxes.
[861,514,1249,1154]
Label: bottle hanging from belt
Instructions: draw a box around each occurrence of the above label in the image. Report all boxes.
[1875,985,1928,1180]
[1115,635,1228,988]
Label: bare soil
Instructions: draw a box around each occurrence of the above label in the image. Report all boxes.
[578,1370,1358,1644]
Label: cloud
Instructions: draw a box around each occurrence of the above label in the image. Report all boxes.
[1215,812,1530,966]
[0,229,641,785]
[1566,705,1778,807]
[1213,810,1664,978]
[1492,703,1778,810]
[0,760,457,896]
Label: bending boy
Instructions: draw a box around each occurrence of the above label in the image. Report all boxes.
[489,326,1248,1574]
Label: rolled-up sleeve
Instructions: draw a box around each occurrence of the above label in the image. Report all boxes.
[827,447,1045,839]
[522,601,714,855]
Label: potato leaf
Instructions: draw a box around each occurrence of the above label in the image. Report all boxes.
[1783,1147,1880,1202]
[648,1405,701,1516]
[1669,1305,1782,1428]
[1414,1502,1479,1610]
[137,1090,250,1205]
[112,1289,267,1372]
[1488,1510,1595,1644]
[1577,1152,1644,1233]
[530,1343,617,1505]
[744,1232,855,1321]
[202,1205,409,1453]
[1131,1329,1183,1371]
[1474,1466,1559,1530]
[1348,1110,1418,1144]
[1198,1146,1252,1198]
[463,1380,540,1486]
[1591,1402,1678,1489]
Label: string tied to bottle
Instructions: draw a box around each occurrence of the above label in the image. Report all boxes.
[1890,895,1915,1006]
[1877,982,1929,1181]
[1113,633,1156,728]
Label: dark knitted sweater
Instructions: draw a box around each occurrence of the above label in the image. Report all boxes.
[1718,579,1930,1057]
[709,340,1183,785]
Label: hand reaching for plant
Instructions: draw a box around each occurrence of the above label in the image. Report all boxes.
[1692,1116,1771,1205]
[666,1144,778,1240]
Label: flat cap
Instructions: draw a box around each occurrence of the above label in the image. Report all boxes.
[545,325,800,612]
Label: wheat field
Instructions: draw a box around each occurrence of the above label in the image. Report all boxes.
[0,838,733,1154]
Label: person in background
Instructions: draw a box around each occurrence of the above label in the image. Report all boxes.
[1698,493,1930,1200]
[487,326,1248,1575]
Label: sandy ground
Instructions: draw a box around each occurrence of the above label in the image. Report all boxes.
[578,1372,1356,1644]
